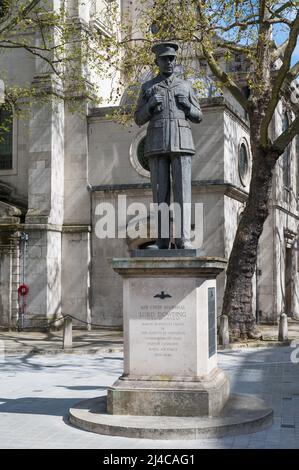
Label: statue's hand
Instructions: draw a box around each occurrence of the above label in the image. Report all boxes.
[148,94,163,111]
[176,94,191,111]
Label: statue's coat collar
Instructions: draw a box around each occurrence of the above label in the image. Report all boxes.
[154,74,182,89]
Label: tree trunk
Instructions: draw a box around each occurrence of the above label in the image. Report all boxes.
[221,148,278,339]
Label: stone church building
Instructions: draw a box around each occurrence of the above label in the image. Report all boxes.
[0,1,299,329]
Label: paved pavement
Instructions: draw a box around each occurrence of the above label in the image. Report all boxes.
[1,345,299,449]
[0,329,123,355]
[1,319,299,355]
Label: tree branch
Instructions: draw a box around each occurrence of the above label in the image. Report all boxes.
[213,17,259,32]
[270,1,297,17]
[260,11,299,146]
[0,38,51,52]
[267,17,292,26]
[196,1,249,110]
[0,39,60,75]
[199,40,249,110]
[271,113,299,156]
[34,11,49,51]
[0,0,42,36]
[215,40,253,55]
[288,60,299,81]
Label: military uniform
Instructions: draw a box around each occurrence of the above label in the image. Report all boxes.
[135,74,202,155]
[134,43,202,249]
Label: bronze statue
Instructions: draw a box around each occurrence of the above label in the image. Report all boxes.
[134,42,202,249]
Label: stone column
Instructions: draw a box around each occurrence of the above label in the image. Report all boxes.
[61,99,91,326]
[10,233,21,328]
[25,76,64,326]
[0,203,21,328]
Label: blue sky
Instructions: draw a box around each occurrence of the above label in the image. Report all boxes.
[279,36,299,66]
[293,42,299,65]
[274,25,299,66]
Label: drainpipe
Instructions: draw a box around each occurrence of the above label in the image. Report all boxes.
[8,242,12,331]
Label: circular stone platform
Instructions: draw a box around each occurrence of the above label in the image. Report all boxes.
[68,394,273,440]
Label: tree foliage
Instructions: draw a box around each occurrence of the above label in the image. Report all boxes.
[0,0,119,108]
[98,0,299,337]
[0,1,298,336]
[100,1,299,144]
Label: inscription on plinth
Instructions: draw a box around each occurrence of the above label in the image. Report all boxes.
[138,303,186,359]
[124,278,203,377]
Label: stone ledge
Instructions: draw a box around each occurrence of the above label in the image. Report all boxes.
[62,225,91,233]
[131,248,204,258]
[68,393,273,440]
[111,256,227,277]
[23,224,63,232]
[107,368,230,417]
[218,340,291,350]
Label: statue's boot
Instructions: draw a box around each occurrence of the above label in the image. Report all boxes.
[145,240,169,249]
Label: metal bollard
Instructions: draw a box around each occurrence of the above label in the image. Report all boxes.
[63,316,73,350]
[219,315,230,347]
[278,313,288,342]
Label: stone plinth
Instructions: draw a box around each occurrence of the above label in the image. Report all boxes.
[69,254,273,438]
[69,394,273,439]
[108,256,229,417]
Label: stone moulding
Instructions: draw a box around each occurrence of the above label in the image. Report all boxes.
[111,256,228,277]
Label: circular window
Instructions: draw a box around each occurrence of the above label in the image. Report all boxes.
[129,131,150,178]
[137,137,150,172]
[238,141,250,186]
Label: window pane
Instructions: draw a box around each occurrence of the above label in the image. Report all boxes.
[282,113,289,132]
[283,147,290,188]
[0,106,13,170]
[239,143,248,181]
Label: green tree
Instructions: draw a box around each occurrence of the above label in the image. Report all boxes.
[1,1,298,339]
[0,0,114,107]
[102,0,299,339]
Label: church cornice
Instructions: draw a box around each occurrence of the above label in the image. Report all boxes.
[89,180,249,203]
[88,97,250,129]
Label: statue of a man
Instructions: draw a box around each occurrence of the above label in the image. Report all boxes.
[134,42,202,249]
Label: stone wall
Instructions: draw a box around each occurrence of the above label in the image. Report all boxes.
[62,227,91,326]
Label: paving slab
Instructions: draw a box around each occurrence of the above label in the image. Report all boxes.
[0,346,299,448]
[0,329,123,355]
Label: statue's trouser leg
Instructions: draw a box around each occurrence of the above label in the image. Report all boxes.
[149,155,171,248]
[171,154,192,248]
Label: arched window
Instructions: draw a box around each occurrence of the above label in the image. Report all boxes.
[282,113,291,189]
[0,104,13,170]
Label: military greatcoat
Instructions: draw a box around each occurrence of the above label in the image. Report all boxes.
[134,74,202,156]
